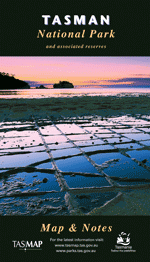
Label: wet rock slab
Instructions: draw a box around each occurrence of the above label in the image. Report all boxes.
[56,155,98,173]
[0,152,49,168]
[75,192,118,214]
[90,152,150,179]
[0,114,150,216]
[0,193,68,216]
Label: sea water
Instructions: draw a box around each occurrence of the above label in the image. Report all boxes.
[0,87,150,99]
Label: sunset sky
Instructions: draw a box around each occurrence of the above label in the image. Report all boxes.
[0,57,149,87]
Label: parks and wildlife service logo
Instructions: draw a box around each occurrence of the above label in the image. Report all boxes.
[117,232,130,246]
[111,232,136,253]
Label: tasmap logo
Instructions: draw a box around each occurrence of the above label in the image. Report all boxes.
[12,240,43,251]
[117,232,130,246]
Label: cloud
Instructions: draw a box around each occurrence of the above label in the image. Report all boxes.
[132,74,150,77]
[81,77,150,87]
[107,77,150,87]
[26,81,54,87]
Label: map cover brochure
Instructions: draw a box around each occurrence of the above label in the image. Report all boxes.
[0,0,150,261]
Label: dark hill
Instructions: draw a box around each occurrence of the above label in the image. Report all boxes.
[0,73,30,89]
[36,85,46,89]
[53,81,74,89]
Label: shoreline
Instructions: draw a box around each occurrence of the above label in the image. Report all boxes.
[0,88,150,99]
[0,95,150,121]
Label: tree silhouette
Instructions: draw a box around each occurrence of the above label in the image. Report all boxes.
[0,72,30,89]
[0,72,15,78]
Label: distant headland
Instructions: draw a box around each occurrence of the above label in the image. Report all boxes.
[53,81,74,89]
[0,72,30,89]
[36,85,46,89]
[0,73,74,90]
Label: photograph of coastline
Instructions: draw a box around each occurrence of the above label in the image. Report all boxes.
[0,56,150,216]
